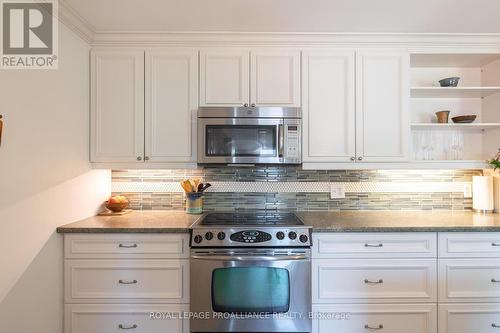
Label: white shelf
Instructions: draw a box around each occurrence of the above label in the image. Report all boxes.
[410,54,500,68]
[411,123,500,131]
[409,160,490,169]
[411,87,500,98]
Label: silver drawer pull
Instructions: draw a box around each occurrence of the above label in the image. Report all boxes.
[119,324,138,330]
[119,243,138,248]
[492,324,500,328]
[365,324,383,330]
[492,278,500,283]
[492,243,500,247]
[364,279,383,284]
[119,279,138,285]
[365,243,383,248]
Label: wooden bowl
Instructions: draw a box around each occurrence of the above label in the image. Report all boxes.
[105,201,129,212]
[452,115,477,123]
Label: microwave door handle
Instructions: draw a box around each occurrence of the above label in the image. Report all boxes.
[278,124,284,158]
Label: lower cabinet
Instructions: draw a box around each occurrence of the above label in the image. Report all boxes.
[438,304,500,333]
[65,304,189,333]
[313,304,437,333]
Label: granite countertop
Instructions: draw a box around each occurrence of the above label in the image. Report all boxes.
[56,210,500,234]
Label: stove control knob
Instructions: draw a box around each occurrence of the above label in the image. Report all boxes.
[299,234,309,243]
[217,232,226,240]
[205,232,214,240]
[288,231,297,240]
[276,231,285,240]
[194,235,203,244]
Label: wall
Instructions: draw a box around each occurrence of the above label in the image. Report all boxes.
[0,24,111,332]
[112,168,479,211]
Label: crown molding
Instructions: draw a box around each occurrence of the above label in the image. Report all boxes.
[58,0,95,43]
[90,31,500,49]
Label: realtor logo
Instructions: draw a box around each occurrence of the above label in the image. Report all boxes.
[1,0,58,69]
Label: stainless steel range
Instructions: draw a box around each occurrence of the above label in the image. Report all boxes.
[190,212,312,333]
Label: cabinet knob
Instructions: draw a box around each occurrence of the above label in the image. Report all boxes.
[251,103,256,107]
[243,103,249,107]
[144,156,150,161]
[358,156,363,161]
[118,324,138,330]
[350,157,355,161]
[137,156,142,161]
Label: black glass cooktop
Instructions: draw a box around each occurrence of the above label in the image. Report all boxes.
[200,212,304,226]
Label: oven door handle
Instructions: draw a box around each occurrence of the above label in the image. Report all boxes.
[191,254,310,261]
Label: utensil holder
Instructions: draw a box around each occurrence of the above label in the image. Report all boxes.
[186,192,203,214]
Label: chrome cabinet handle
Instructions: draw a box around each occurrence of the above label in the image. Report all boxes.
[243,103,249,107]
[119,243,138,248]
[350,157,355,161]
[493,323,500,328]
[358,156,363,161]
[278,124,284,158]
[251,103,256,107]
[364,279,383,284]
[365,324,383,330]
[492,278,500,283]
[119,324,138,330]
[144,156,150,161]
[119,279,138,285]
[365,243,383,248]
[492,243,500,247]
[136,156,142,161]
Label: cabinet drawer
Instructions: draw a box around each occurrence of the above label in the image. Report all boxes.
[64,259,189,303]
[313,304,437,333]
[438,304,500,333]
[64,304,189,333]
[313,233,437,258]
[312,259,437,303]
[439,259,500,302]
[64,234,189,259]
[439,233,500,258]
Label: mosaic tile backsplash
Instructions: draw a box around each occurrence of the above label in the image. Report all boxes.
[112,168,481,211]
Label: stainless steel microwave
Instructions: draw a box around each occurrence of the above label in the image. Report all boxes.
[197,107,302,165]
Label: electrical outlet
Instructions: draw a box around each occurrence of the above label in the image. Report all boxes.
[330,184,345,199]
[463,183,472,198]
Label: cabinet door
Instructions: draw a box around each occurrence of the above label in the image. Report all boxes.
[302,50,355,162]
[250,49,301,106]
[90,49,144,163]
[199,49,250,106]
[145,49,198,162]
[356,50,410,162]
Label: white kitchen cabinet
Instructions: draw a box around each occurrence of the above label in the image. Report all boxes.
[438,232,500,258]
[356,50,410,162]
[145,49,198,162]
[65,304,189,333]
[302,50,356,162]
[199,49,250,107]
[90,49,145,163]
[250,49,301,106]
[199,48,301,107]
[313,304,437,333]
[438,303,500,333]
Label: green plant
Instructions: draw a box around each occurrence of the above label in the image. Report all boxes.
[489,149,500,171]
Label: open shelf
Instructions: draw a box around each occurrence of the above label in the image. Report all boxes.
[411,87,500,98]
[411,54,500,68]
[409,160,490,169]
[411,123,500,131]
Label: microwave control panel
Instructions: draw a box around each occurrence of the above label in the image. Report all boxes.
[286,125,299,158]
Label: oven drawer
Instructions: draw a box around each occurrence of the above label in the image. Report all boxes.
[312,258,437,303]
[64,259,189,303]
[438,303,500,333]
[64,304,189,333]
[438,258,500,302]
[64,234,189,259]
[312,233,437,258]
[313,304,437,333]
[439,233,500,258]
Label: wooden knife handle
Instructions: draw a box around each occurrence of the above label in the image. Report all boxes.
[0,114,3,147]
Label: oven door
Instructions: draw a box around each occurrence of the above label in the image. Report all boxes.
[197,117,284,164]
[190,248,312,332]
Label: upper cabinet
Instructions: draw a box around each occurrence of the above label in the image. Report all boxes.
[90,49,145,163]
[199,49,301,107]
[356,50,410,162]
[302,48,410,166]
[145,49,198,163]
[91,48,198,166]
